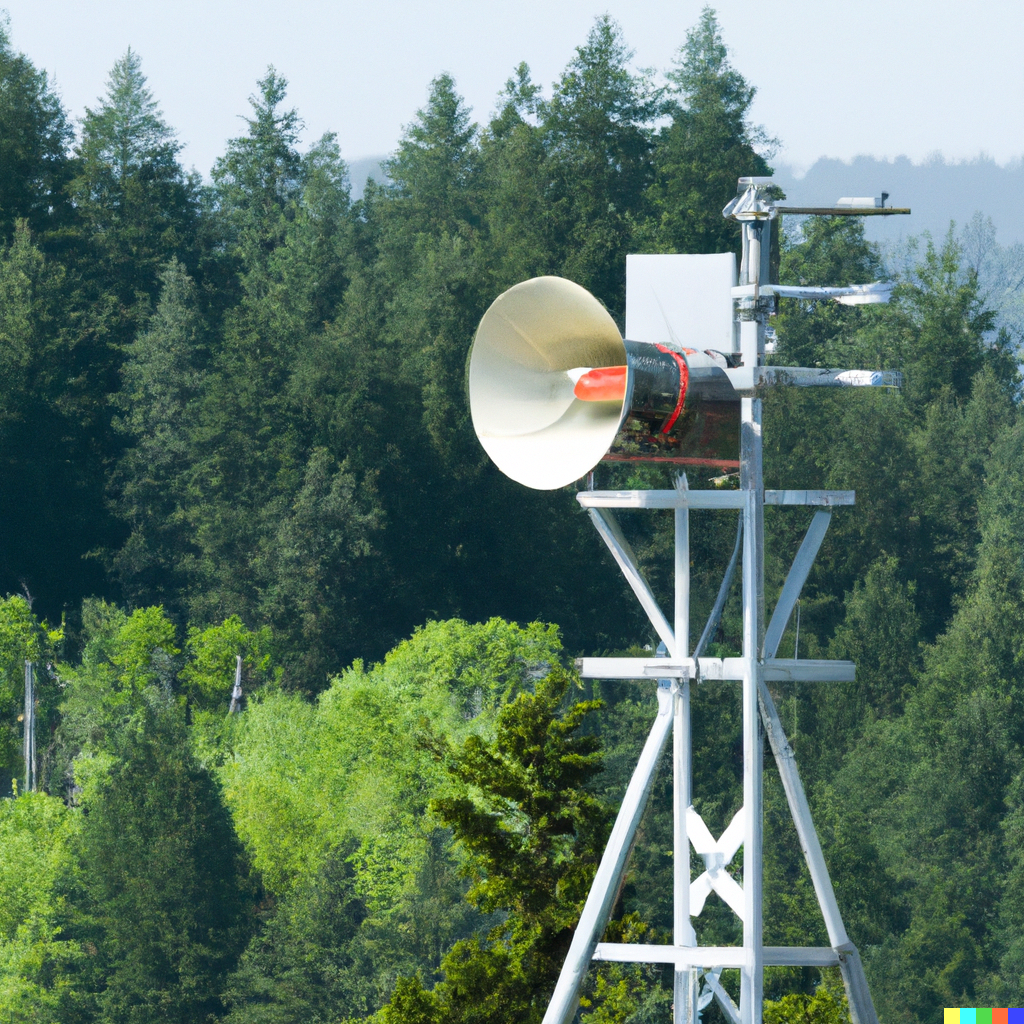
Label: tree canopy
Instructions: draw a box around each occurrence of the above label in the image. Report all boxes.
[0,8,1021,1024]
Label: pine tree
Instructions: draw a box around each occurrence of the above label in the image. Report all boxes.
[377,669,611,1024]
[383,73,480,238]
[541,15,656,314]
[0,224,114,616]
[70,48,200,310]
[66,702,253,1023]
[0,16,73,242]
[212,68,303,282]
[646,6,773,256]
[111,258,208,608]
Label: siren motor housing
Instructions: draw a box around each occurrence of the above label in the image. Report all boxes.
[469,276,740,491]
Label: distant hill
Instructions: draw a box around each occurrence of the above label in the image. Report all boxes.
[346,151,1024,251]
[772,155,1024,246]
[348,156,388,200]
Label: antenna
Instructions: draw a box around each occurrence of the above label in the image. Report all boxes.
[467,177,909,1024]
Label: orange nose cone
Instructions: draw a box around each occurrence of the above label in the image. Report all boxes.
[573,365,628,402]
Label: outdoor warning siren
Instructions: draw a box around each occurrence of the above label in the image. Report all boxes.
[468,276,741,490]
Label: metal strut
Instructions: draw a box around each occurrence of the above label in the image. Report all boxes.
[550,484,878,1024]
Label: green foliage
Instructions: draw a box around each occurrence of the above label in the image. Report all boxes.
[0,16,73,241]
[0,6,1023,1021]
[540,15,657,309]
[0,595,62,792]
[0,223,115,614]
[645,6,772,257]
[181,615,276,711]
[224,841,375,1023]
[222,618,563,1020]
[68,47,202,353]
[48,601,182,799]
[0,792,81,1018]
[763,975,850,1024]
[221,617,561,895]
[62,702,253,1024]
[213,68,304,275]
[430,668,605,923]
[376,668,614,1024]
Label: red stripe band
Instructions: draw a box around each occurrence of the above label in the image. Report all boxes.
[655,345,689,434]
[602,454,740,470]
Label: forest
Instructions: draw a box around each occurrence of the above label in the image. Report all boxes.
[1,6,1023,1023]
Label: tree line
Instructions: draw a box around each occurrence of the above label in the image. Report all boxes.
[1,6,1023,1022]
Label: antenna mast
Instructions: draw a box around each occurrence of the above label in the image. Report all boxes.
[537,180,907,1024]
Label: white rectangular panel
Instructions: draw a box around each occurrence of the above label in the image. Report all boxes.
[626,253,737,353]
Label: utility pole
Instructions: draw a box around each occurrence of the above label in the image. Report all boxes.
[229,655,244,713]
[23,661,35,793]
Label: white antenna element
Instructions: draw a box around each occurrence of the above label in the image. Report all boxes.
[625,253,737,353]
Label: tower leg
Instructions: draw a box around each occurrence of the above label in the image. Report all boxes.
[758,681,880,1024]
[542,684,675,1024]
[740,397,764,1024]
[674,476,698,1022]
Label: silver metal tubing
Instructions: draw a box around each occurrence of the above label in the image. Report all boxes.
[589,508,675,653]
[577,656,854,683]
[762,511,832,660]
[541,684,676,1024]
[576,489,854,510]
[739,397,764,1024]
[594,943,843,968]
[757,681,879,1024]
[673,474,697,1023]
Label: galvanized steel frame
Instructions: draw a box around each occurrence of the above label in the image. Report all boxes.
[540,185,880,1024]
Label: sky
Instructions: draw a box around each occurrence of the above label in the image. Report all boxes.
[3,0,1023,179]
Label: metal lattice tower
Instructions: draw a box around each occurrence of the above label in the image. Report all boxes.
[539,180,894,1024]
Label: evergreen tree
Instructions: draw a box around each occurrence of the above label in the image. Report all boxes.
[377,669,612,1024]
[0,16,73,242]
[212,67,304,280]
[646,6,773,257]
[0,225,115,617]
[383,73,480,238]
[478,63,551,286]
[65,702,253,1023]
[541,15,657,314]
[70,48,200,311]
[111,258,208,609]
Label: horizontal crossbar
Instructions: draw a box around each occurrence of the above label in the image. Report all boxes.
[575,657,855,683]
[576,489,854,509]
[592,943,841,968]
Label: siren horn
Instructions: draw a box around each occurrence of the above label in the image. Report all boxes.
[468,276,741,490]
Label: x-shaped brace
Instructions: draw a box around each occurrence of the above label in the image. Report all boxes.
[687,805,746,921]
[699,968,741,1024]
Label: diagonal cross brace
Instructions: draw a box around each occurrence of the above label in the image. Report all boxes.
[581,500,878,1024]
[702,968,741,1024]
[589,508,676,652]
[756,511,880,1024]
[688,806,746,920]
[763,510,831,660]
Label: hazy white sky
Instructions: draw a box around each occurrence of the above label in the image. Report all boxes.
[4,0,1023,178]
